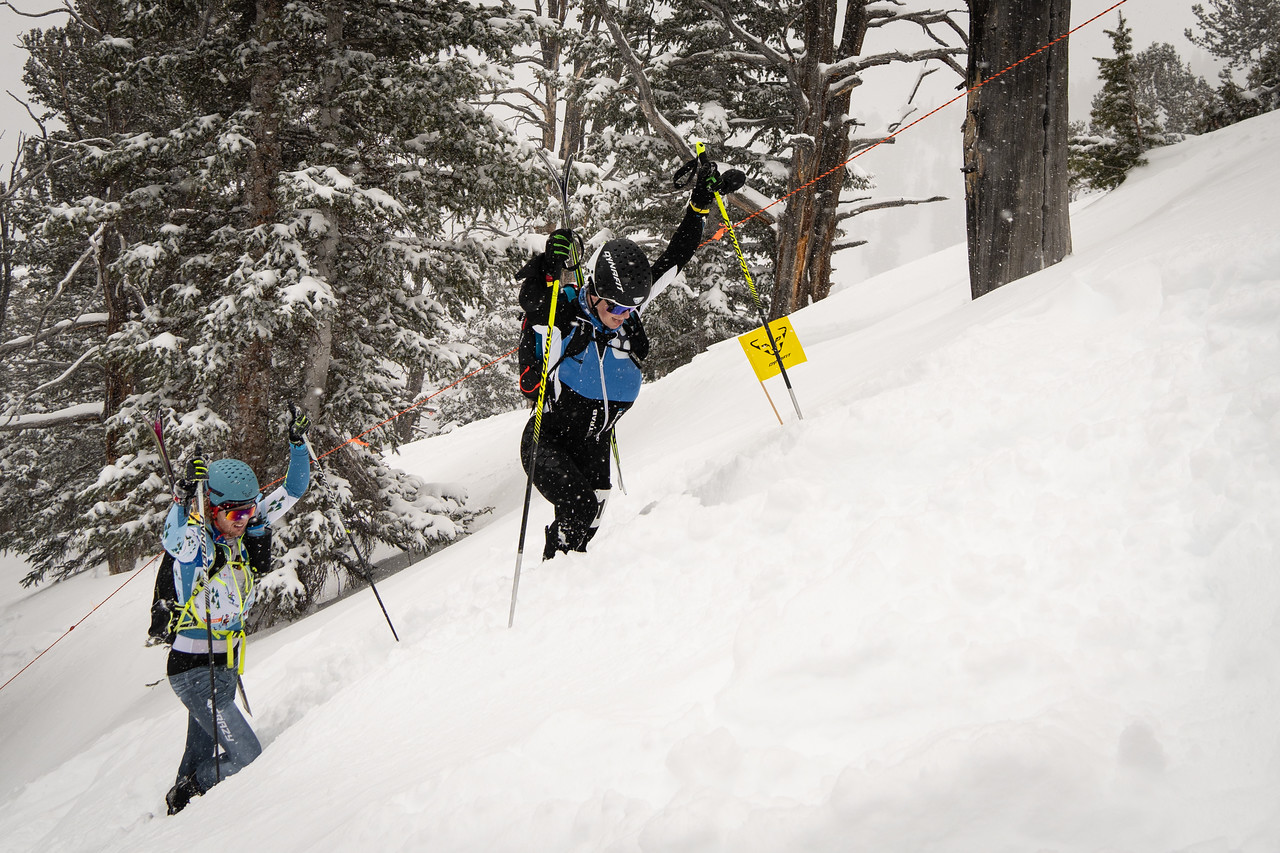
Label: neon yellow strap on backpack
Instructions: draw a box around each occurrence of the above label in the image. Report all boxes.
[172,553,254,674]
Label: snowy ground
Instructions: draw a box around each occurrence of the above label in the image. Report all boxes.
[2,111,1279,852]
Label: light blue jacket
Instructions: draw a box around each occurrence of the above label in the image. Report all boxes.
[162,442,310,658]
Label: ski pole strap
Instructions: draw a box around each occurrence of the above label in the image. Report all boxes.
[672,155,699,189]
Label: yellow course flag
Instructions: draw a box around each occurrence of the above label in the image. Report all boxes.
[737,316,807,381]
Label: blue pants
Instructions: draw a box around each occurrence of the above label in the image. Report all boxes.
[168,665,261,793]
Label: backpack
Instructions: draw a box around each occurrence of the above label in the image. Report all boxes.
[146,552,178,646]
[516,255,581,402]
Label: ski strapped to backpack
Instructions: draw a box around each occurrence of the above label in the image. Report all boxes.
[145,411,184,646]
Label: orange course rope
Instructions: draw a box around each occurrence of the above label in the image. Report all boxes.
[0,553,160,694]
[704,0,1129,246]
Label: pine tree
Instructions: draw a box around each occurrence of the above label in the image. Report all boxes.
[1070,13,1165,192]
[1187,0,1280,121]
[1133,42,1215,138]
[1187,0,1280,71]
[1,1,540,613]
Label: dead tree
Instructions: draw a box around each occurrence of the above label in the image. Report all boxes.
[963,0,1073,299]
[640,0,967,319]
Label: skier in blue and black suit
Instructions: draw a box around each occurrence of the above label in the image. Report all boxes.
[515,159,743,560]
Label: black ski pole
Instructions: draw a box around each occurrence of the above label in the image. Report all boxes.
[302,434,400,642]
[610,433,627,496]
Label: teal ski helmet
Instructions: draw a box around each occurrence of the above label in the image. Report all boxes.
[207,458,259,505]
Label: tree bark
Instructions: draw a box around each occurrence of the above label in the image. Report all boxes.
[249,0,283,229]
[773,0,867,319]
[302,1,344,422]
[964,0,1073,300]
[237,0,284,471]
[98,225,141,574]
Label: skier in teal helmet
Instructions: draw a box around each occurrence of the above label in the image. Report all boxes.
[159,407,312,815]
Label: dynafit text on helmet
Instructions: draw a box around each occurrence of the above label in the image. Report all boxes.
[513,153,746,563]
[151,405,312,815]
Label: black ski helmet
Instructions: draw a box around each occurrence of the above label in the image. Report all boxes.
[589,239,652,307]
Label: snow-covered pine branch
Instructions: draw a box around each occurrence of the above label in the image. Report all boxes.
[0,313,108,355]
[0,402,101,431]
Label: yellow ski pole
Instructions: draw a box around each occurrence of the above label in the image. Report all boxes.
[696,141,804,421]
[510,150,584,628]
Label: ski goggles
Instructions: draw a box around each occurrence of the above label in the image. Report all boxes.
[592,291,635,316]
[214,500,258,523]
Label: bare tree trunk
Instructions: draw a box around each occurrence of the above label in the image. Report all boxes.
[538,0,562,154]
[0,189,12,341]
[237,0,284,469]
[771,0,829,320]
[772,0,869,319]
[807,5,869,307]
[302,1,343,421]
[99,224,139,575]
[964,0,1072,300]
[537,0,596,169]
[249,0,283,229]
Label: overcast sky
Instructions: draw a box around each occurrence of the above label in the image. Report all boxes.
[0,1,1222,174]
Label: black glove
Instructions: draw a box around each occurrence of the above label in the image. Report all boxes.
[623,312,650,360]
[690,162,747,210]
[690,161,720,210]
[173,454,207,504]
[288,404,311,446]
[719,168,746,195]
[543,228,579,276]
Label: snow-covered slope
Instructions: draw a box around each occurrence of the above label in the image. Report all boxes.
[2,111,1279,852]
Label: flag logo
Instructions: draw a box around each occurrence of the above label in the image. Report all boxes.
[737,317,807,380]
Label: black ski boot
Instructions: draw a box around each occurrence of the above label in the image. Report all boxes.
[543,523,564,561]
[165,775,201,815]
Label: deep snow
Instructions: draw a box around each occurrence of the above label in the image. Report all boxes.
[2,111,1280,852]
